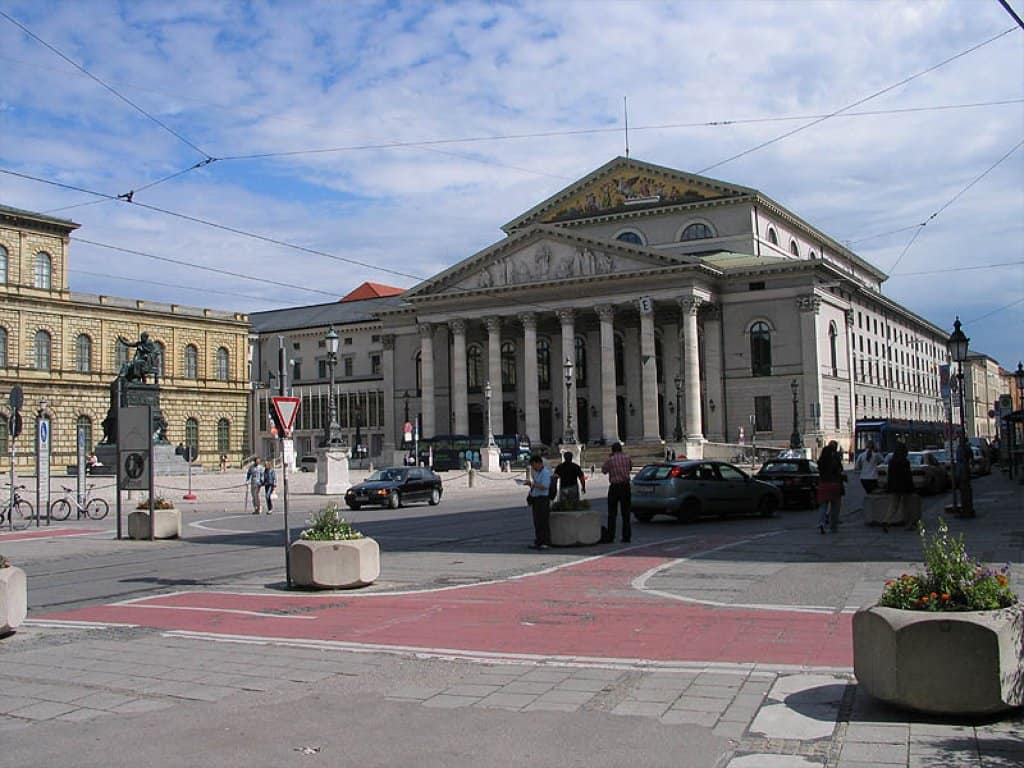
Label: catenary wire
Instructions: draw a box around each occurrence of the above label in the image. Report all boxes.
[965,296,1024,324]
[889,260,1024,277]
[69,268,287,304]
[0,9,213,161]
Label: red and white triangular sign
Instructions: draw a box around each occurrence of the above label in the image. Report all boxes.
[271,396,300,435]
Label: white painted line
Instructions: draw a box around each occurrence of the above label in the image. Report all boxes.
[23,618,139,629]
[189,515,260,534]
[125,604,318,620]
[159,629,853,675]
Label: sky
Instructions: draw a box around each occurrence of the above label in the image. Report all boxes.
[1,0,1022,368]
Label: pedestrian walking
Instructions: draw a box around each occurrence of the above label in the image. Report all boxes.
[855,441,883,494]
[601,442,632,543]
[263,458,277,514]
[816,440,845,534]
[219,453,228,473]
[245,457,263,514]
[553,451,586,503]
[523,454,552,549]
[886,443,920,531]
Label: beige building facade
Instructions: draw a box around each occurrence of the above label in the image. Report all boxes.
[0,204,250,472]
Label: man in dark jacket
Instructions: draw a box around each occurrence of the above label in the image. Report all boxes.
[886,443,918,530]
[553,451,586,503]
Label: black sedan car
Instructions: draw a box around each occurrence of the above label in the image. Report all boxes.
[344,467,443,510]
[754,458,819,509]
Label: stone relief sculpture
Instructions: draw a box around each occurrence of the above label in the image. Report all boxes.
[464,243,620,289]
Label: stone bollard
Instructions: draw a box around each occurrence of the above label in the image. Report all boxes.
[468,467,474,488]
[502,460,511,473]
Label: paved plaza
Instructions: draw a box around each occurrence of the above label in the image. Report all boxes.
[1,464,1022,767]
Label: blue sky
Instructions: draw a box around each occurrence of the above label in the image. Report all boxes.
[1,0,1022,368]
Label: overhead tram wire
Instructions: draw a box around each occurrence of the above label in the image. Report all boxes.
[887,137,1024,273]
[966,296,1024,324]
[69,268,285,305]
[889,260,1024,278]
[0,9,213,162]
[696,26,1019,174]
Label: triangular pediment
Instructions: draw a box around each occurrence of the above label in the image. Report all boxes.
[405,225,701,300]
[502,156,755,233]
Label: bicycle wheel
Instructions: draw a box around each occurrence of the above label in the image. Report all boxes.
[86,498,110,520]
[50,498,73,521]
[11,499,33,530]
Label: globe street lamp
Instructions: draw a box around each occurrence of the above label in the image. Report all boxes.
[322,326,344,447]
[563,357,576,444]
[673,373,683,442]
[789,379,803,450]
[484,380,495,447]
[946,317,973,517]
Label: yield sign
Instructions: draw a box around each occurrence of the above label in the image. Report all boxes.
[271,396,300,435]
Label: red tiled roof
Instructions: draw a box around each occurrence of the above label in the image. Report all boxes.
[340,282,405,302]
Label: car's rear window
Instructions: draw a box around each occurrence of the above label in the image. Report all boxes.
[635,464,689,480]
[761,461,801,474]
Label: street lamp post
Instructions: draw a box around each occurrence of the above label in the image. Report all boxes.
[563,357,576,444]
[322,326,343,447]
[789,379,803,450]
[1012,362,1024,482]
[673,373,683,442]
[484,381,495,447]
[947,317,973,517]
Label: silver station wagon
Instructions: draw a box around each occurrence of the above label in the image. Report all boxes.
[631,460,781,522]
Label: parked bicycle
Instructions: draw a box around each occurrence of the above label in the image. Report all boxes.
[50,485,109,521]
[1,484,34,530]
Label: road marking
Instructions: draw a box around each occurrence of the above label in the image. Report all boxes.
[0,528,104,542]
[189,515,263,534]
[126,604,318,620]
[23,618,139,629]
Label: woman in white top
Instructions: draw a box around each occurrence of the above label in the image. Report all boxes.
[855,441,883,494]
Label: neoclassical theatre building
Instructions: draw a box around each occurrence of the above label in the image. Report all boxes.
[252,157,952,463]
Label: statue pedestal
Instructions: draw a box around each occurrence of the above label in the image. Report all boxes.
[684,437,706,460]
[314,447,351,495]
[480,444,502,472]
[558,443,583,465]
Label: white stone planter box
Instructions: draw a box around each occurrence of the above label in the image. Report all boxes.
[1,565,27,634]
[550,508,601,547]
[128,509,182,539]
[853,603,1024,715]
[291,538,380,589]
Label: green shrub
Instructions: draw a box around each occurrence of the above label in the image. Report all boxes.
[299,503,364,542]
[551,497,591,512]
[0,554,9,568]
[136,497,175,510]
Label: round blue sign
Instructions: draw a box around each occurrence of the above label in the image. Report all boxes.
[39,421,49,443]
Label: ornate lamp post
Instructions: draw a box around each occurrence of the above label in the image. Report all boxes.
[484,381,495,447]
[946,317,973,516]
[673,373,683,442]
[563,357,576,444]
[789,379,803,450]
[322,326,343,447]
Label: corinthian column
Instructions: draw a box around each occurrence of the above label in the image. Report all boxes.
[638,296,661,441]
[519,312,540,443]
[419,323,436,439]
[557,309,575,443]
[486,317,503,434]
[449,319,468,435]
[596,304,618,443]
[678,296,703,442]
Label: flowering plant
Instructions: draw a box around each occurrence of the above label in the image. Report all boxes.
[879,518,1017,611]
[299,503,364,541]
[0,554,9,568]
[136,497,175,510]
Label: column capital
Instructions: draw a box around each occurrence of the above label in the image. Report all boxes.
[677,296,704,315]
[797,295,822,314]
[699,303,722,322]
[595,304,615,322]
[381,333,395,351]
[417,322,434,339]
[485,316,502,334]
[556,308,575,325]
[637,296,655,316]
[448,319,466,335]
[844,308,855,327]
[517,312,537,331]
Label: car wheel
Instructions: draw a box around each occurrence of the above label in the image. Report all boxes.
[678,498,701,523]
[634,512,653,523]
[758,495,778,517]
[389,491,401,509]
[428,488,441,506]
[346,502,361,511]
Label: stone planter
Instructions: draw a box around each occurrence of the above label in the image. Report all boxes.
[550,508,601,547]
[1,566,28,634]
[127,508,182,539]
[290,537,379,589]
[853,603,1024,715]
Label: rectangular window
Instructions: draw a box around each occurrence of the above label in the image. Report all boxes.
[292,342,300,350]
[318,360,327,379]
[292,360,301,381]
[344,337,353,345]
[754,396,772,432]
[748,281,765,291]
[371,334,380,343]
[857,311,862,328]
[371,354,381,376]
[834,395,840,429]
[344,357,353,377]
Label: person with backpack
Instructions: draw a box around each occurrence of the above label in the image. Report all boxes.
[262,458,277,514]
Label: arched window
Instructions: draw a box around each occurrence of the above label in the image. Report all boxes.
[76,333,92,373]
[766,228,778,246]
[0,245,7,284]
[615,230,644,245]
[35,329,51,371]
[185,417,199,456]
[790,240,800,257]
[574,336,587,386]
[614,333,625,386]
[501,341,516,389]
[216,418,230,452]
[467,345,483,393]
[537,338,551,390]
[215,347,229,381]
[681,223,713,241]
[809,250,817,260]
[154,341,165,378]
[34,252,52,289]
[0,415,7,455]
[829,322,839,377]
[76,415,93,451]
[184,344,198,379]
[0,327,7,368]
[750,321,771,376]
